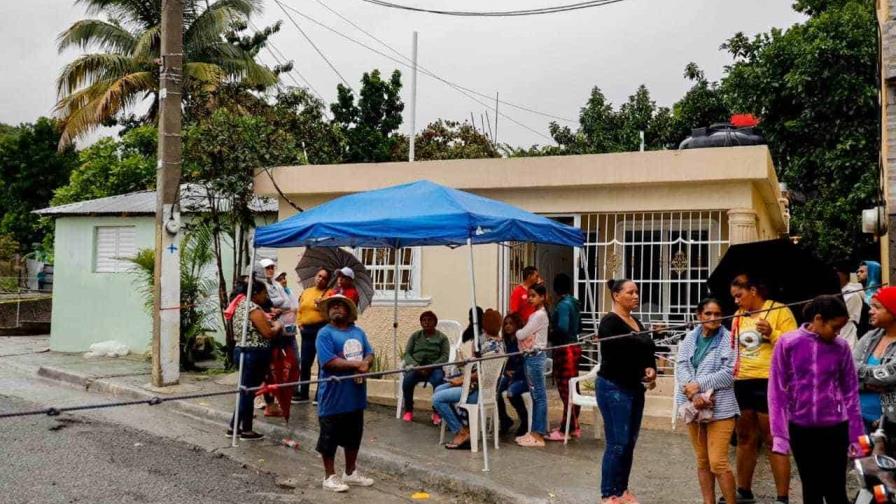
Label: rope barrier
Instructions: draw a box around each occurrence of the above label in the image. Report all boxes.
[0,284,881,420]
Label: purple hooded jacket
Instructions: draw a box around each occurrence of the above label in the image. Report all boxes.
[768,324,863,454]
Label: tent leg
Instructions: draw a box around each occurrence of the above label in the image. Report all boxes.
[467,238,489,471]
[393,246,401,413]
[232,242,257,448]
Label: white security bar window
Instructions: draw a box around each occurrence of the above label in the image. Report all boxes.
[352,247,422,300]
[94,226,137,273]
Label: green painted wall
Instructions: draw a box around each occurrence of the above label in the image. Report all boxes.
[50,216,155,353]
[49,215,275,353]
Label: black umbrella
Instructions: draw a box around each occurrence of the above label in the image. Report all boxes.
[707,238,840,321]
[295,247,374,313]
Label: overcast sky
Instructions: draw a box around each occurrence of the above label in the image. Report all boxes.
[1,0,805,148]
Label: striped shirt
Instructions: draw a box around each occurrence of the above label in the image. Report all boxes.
[675,325,739,420]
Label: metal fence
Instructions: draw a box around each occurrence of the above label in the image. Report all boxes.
[576,211,729,372]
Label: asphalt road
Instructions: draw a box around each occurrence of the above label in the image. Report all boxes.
[0,394,295,504]
[0,365,467,504]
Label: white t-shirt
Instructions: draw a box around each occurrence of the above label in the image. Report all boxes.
[516,307,549,350]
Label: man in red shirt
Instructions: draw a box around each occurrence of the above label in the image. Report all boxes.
[509,266,541,323]
[326,267,361,305]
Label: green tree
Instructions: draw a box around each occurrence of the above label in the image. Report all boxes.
[393,119,498,161]
[183,108,303,354]
[720,0,878,262]
[331,69,404,162]
[666,63,731,146]
[55,0,280,145]
[51,124,157,206]
[0,118,78,249]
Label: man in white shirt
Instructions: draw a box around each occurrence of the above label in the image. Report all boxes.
[836,262,865,349]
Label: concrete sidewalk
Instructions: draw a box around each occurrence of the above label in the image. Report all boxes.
[0,336,802,504]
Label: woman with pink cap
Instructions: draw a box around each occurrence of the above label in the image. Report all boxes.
[854,286,896,433]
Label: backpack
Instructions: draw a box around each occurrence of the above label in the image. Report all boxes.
[857,300,872,339]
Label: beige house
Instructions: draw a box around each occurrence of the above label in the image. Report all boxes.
[255,145,788,369]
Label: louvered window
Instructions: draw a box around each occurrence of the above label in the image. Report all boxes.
[94,226,137,273]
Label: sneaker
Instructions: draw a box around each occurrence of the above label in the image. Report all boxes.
[619,490,640,504]
[402,411,413,422]
[312,400,318,406]
[322,475,349,492]
[718,490,755,504]
[291,395,310,404]
[239,431,265,441]
[544,430,568,442]
[431,412,442,425]
[342,470,374,487]
[254,396,266,409]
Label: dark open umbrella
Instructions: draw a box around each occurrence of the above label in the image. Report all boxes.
[707,238,840,321]
[295,247,374,313]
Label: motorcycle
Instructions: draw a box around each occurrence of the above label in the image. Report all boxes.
[854,416,896,503]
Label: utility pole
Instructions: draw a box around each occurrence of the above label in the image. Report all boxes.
[152,0,183,387]
[408,31,418,162]
[494,92,499,145]
[878,2,896,283]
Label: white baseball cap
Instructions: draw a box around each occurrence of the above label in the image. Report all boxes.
[336,266,355,279]
[259,258,276,269]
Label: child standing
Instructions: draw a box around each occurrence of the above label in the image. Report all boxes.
[768,295,863,504]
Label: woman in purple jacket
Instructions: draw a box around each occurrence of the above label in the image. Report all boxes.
[768,295,863,504]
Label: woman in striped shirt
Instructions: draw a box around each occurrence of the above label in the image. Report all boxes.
[676,298,738,504]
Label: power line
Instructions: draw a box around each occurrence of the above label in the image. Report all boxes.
[276,1,555,141]
[353,0,626,17]
[272,0,352,88]
[247,19,327,103]
[311,0,577,124]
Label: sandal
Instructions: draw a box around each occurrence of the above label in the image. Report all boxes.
[445,440,471,450]
[515,433,545,447]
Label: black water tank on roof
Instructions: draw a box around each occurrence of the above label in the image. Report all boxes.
[678,123,764,150]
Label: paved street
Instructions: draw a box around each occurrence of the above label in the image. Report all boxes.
[0,363,467,504]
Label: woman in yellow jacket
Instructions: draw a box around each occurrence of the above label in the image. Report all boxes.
[727,274,798,504]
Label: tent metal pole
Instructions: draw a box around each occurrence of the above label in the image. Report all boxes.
[232,239,257,447]
[467,237,489,471]
[393,244,401,404]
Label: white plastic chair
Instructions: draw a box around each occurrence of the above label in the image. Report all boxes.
[564,364,603,445]
[395,320,463,419]
[439,356,507,452]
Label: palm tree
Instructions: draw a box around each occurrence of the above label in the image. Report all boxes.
[56,0,278,145]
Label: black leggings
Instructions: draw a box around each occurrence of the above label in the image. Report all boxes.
[790,422,849,504]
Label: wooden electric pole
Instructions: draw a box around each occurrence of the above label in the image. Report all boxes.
[152,0,183,387]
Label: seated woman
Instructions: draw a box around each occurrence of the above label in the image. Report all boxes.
[498,313,529,436]
[400,311,450,424]
[434,308,505,449]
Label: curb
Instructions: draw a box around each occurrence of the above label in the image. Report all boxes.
[22,362,544,504]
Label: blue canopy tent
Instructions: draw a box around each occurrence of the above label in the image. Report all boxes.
[234,180,585,468]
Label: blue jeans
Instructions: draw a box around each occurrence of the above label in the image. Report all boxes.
[230,346,271,432]
[298,322,325,400]
[596,376,645,498]
[432,383,479,434]
[524,351,548,435]
[497,375,529,429]
[402,367,445,412]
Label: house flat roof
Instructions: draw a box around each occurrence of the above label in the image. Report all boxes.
[35,184,277,217]
[255,145,780,197]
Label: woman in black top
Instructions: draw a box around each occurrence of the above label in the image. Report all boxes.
[596,279,657,504]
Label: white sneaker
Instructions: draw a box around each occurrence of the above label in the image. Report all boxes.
[322,475,349,492]
[342,470,374,487]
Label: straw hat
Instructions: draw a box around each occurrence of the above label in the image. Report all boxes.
[319,294,358,322]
